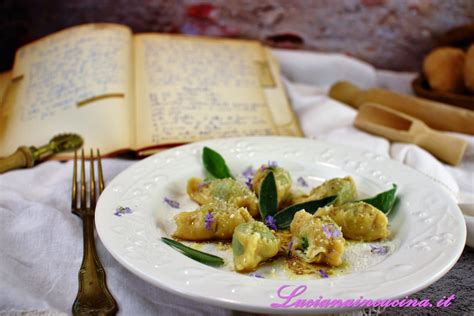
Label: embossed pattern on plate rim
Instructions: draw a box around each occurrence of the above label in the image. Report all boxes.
[95,136,466,314]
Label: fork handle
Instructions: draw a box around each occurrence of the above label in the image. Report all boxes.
[73,213,118,315]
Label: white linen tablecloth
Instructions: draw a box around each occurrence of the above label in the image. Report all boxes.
[1,49,473,315]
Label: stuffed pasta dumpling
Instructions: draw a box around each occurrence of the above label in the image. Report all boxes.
[252,164,292,208]
[232,221,280,272]
[187,178,259,217]
[293,176,357,206]
[316,202,390,241]
[173,199,253,241]
[290,210,345,267]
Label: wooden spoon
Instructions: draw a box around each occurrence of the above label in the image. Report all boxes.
[354,103,467,165]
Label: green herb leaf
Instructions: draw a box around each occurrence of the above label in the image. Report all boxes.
[273,195,337,229]
[202,147,234,179]
[301,236,309,252]
[259,171,278,219]
[387,196,400,220]
[361,184,397,214]
[161,237,224,267]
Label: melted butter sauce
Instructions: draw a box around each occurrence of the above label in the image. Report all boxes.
[182,237,394,280]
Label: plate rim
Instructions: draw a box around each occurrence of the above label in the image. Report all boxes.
[95,136,466,314]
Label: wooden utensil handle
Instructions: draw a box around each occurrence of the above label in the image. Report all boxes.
[418,132,468,166]
[0,146,34,174]
[330,81,474,135]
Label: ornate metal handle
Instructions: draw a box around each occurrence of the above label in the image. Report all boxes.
[73,212,118,315]
[72,150,117,315]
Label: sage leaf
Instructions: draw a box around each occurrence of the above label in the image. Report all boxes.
[161,237,224,267]
[361,184,397,214]
[274,195,337,229]
[387,197,400,220]
[202,147,234,179]
[259,171,278,219]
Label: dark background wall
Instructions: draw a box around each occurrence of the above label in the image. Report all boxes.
[1,0,473,72]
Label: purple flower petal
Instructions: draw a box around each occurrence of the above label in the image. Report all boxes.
[322,224,342,239]
[297,177,308,187]
[164,197,180,209]
[114,206,133,217]
[319,269,329,278]
[259,161,278,172]
[370,244,388,255]
[332,229,342,238]
[242,166,255,190]
[204,213,215,230]
[242,166,255,178]
[264,215,277,231]
[322,224,331,239]
[244,177,253,190]
[268,161,278,168]
[248,272,264,278]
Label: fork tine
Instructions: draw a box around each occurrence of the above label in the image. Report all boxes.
[90,149,96,209]
[97,149,104,194]
[72,151,78,210]
[80,149,86,209]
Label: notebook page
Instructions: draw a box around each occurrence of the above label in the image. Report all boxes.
[133,34,277,148]
[0,24,134,157]
[263,48,303,137]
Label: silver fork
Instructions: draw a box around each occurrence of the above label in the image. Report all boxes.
[71,149,118,315]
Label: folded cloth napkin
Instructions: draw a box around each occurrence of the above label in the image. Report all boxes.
[275,49,474,206]
[1,49,472,315]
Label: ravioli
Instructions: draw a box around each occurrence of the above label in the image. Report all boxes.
[173,199,253,241]
[232,221,280,272]
[290,210,345,267]
[178,147,397,274]
[187,178,259,217]
[252,164,292,208]
[316,202,390,241]
[293,176,357,206]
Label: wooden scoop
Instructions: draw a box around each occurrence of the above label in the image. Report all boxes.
[329,81,474,135]
[354,103,467,165]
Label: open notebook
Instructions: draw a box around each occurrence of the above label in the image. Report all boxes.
[0,23,302,158]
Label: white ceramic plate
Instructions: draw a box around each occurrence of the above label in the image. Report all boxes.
[95,137,466,314]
